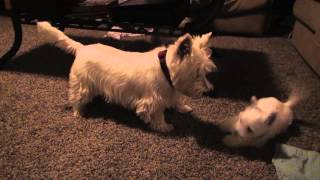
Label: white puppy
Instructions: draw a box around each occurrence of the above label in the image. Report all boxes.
[219,94,300,147]
[37,22,216,132]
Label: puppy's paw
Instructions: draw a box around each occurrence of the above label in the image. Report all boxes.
[73,108,87,117]
[218,117,237,132]
[177,104,193,113]
[73,110,82,117]
[150,122,174,133]
[223,135,241,148]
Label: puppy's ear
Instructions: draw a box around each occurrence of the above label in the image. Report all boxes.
[251,96,257,104]
[200,32,212,47]
[177,33,192,59]
[265,112,277,126]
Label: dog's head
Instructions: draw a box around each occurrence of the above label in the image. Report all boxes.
[167,33,217,98]
[233,96,294,141]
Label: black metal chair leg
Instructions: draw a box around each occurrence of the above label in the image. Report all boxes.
[0,10,22,69]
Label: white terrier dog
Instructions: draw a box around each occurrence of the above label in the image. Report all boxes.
[219,94,300,147]
[37,22,216,132]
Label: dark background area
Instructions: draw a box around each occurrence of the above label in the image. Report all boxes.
[1,0,320,179]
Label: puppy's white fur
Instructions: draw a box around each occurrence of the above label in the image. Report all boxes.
[37,22,216,132]
[219,94,299,147]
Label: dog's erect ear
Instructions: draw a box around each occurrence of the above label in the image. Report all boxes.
[200,32,212,47]
[265,112,277,126]
[251,96,257,104]
[177,33,192,59]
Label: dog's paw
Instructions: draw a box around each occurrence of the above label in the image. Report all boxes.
[73,110,86,118]
[177,104,193,113]
[73,111,81,117]
[223,135,241,148]
[151,122,174,133]
[159,123,174,133]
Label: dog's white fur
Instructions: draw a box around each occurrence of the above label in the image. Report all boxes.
[219,94,299,147]
[37,22,216,132]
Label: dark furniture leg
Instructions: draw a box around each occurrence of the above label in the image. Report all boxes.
[0,10,22,69]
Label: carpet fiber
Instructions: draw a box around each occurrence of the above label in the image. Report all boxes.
[1,17,320,179]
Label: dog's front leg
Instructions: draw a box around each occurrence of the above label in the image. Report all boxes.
[136,104,174,132]
[149,111,174,132]
[223,134,265,148]
[218,117,237,132]
[176,104,193,113]
[223,134,246,147]
[174,93,192,113]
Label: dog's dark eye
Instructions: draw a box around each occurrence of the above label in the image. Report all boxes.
[266,113,277,126]
[246,126,253,133]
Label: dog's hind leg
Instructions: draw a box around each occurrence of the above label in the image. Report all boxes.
[68,75,95,117]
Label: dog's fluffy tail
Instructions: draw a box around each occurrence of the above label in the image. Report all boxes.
[37,21,83,55]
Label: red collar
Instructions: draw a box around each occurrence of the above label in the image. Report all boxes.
[158,50,173,88]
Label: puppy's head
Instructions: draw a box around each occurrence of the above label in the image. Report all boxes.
[233,96,294,141]
[167,32,217,98]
